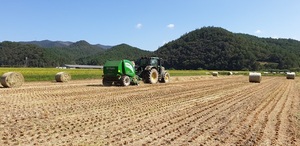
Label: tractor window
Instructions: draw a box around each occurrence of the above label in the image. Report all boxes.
[151,59,157,66]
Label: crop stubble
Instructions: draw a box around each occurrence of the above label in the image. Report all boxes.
[0,76,299,145]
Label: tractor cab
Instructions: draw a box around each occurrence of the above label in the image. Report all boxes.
[137,56,164,67]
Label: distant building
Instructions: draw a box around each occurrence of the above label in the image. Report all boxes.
[64,64,103,69]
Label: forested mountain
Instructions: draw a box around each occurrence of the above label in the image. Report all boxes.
[155,27,300,71]
[41,40,106,66]
[0,41,151,67]
[1,26,300,71]
[20,40,73,48]
[0,41,46,67]
[76,44,153,65]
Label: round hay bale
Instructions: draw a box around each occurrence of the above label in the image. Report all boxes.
[0,72,24,88]
[228,72,233,75]
[212,72,218,76]
[249,72,261,83]
[286,72,295,79]
[55,72,71,82]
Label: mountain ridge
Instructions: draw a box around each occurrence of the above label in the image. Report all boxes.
[19,40,112,49]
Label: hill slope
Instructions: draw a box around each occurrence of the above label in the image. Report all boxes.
[155,27,300,71]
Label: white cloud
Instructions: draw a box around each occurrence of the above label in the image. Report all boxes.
[136,23,142,29]
[167,24,175,29]
[255,29,262,34]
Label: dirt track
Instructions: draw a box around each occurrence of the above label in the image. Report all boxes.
[0,76,299,145]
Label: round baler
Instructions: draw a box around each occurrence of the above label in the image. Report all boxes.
[102,60,139,86]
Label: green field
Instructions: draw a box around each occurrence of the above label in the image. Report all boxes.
[0,68,296,82]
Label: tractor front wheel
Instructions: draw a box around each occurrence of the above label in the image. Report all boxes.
[161,72,170,83]
[121,75,131,86]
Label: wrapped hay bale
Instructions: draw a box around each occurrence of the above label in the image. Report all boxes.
[228,72,233,75]
[286,72,295,79]
[1,72,24,88]
[212,72,218,76]
[249,72,261,83]
[55,72,71,82]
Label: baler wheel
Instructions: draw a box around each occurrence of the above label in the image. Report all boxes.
[121,75,131,86]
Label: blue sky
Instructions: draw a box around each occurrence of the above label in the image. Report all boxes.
[1,0,299,51]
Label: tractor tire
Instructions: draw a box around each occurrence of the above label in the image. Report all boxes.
[161,72,170,83]
[121,75,131,86]
[145,69,158,84]
[102,78,112,86]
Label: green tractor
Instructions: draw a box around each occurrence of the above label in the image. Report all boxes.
[135,57,170,84]
[102,60,139,86]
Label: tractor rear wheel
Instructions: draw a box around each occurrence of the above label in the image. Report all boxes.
[161,72,170,83]
[145,69,158,84]
[121,75,131,86]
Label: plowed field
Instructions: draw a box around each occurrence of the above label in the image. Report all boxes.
[0,76,299,145]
